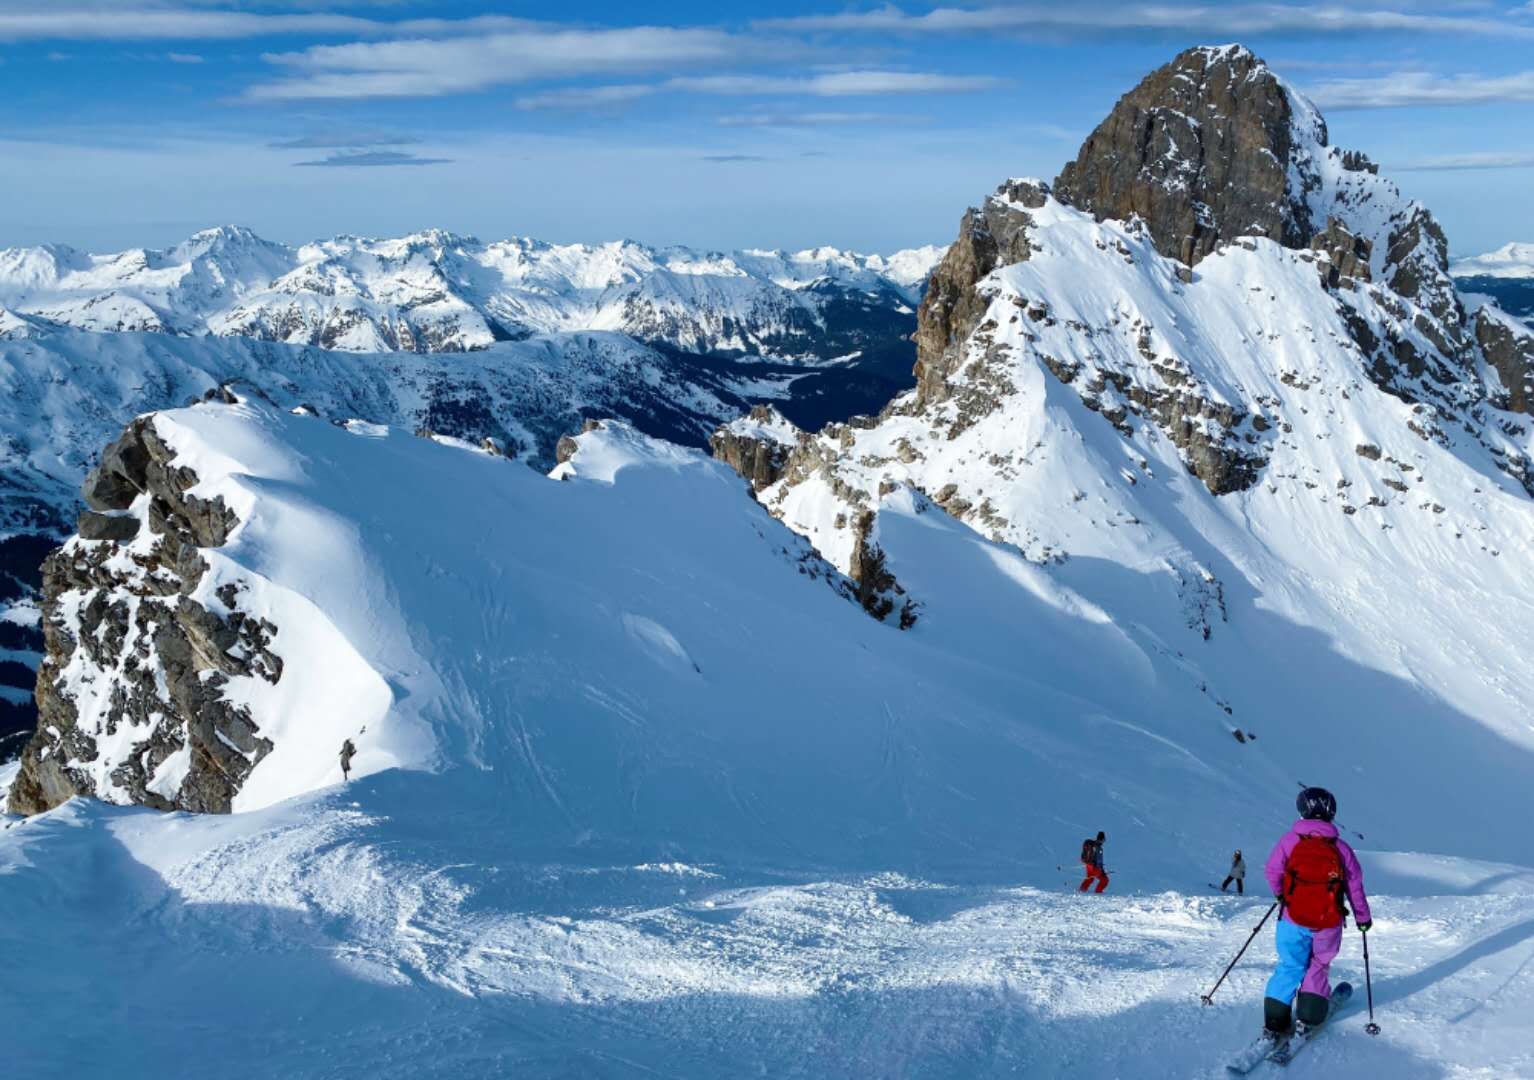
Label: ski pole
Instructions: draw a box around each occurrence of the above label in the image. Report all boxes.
[1200,900,1279,1006]
[1362,927,1381,1035]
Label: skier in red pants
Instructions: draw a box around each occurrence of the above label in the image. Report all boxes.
[1079,831,1109,892]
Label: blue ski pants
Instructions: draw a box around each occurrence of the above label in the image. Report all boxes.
[1266,917,1342,1002]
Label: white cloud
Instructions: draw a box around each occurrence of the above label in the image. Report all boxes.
[1309,70,1534,108]
[166,51,203,64]
[293,149,451,167]
[513,70,995,113]
[756,3,1534,40]
[717,111,913,127]
[247,26,788,100]
[671,71,1006,96]
[515,84,658,111]
[1394,151,1534,171]
[0,10,377,41]
[270,131,420,149]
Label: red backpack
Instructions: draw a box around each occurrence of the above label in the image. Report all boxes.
[1282,835,1346,929]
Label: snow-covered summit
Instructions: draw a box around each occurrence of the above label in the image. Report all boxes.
[0,227,944,360]
[709,46,1534,859]
[1452,241,1534,280]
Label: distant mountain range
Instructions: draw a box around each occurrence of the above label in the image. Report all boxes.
[1453,241,1534,323]
[0,227,942,361]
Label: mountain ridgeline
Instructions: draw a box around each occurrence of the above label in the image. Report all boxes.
[7,43,1534,865]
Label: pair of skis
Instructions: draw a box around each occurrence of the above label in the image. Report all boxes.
[1225,983,1352,1074]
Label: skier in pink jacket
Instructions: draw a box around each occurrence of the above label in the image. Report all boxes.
[1261,787,1372,1037]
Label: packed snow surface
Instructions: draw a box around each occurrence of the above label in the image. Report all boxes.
[4,404,1533,1075]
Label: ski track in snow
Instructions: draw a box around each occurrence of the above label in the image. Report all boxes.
[2,790,1532,1078]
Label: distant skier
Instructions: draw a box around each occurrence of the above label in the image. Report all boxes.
[340,738,356,782]
[1261,787,1371,1039]
[1221,849,1247,894]
[1079,831,1109,893]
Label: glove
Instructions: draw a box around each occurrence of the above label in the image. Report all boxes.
[1358,920,1373,933]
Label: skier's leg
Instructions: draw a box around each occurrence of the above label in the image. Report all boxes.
[1236,879,1244,895]
[1263,919,1313,1032]
[1295,924,1342,1023]
[1094,868,1109,893]
[1079,863,1092,891]
[1221,875,1233,891]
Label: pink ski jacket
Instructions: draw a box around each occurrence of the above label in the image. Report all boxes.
[1264,818,1372,925]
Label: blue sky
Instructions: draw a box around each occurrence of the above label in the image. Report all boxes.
[2,1,1533,255]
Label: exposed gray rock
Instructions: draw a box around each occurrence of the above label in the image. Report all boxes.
[8,412,280,817]
[77,510,140,543]
[1312,218,1373,286]
[1053,45,1309,266]
[708,407,799,491]
[556,419,605,466]
[1475,307,1534,415]
[914,180,1047,407]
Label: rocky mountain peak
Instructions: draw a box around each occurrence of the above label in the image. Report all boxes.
[1053,44,1317,266]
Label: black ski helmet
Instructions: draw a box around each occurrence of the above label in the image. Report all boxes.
[1297,787,1337,822]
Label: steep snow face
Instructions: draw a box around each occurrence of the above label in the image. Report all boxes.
[5,404,1534,1078]
[716,185,1534,865]
[0,228,943,361]
[11,401,1316,871]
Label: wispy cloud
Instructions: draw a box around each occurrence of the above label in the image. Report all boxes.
[1394,151,1534,171]
[755,3,1534,40]
[247,26,796,101]
[166,51,203,64]
[293,149,451,167]
[672,71,1006,96]
[0,10,378,41]
[514,84,657,111]
[271,131,420,148]
[701,153,769,163]
[514,71,1000,112]
[717,111,912,127]
[1309,69,1534,108]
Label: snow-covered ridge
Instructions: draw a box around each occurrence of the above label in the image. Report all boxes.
[0,326,794,543]
[0,227,945,360]
[1452,241,1534,280]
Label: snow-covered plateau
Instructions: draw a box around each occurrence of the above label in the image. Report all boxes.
[4,42,1534,1079]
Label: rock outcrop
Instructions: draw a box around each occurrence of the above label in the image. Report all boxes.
[914,179,1047,406]
[1053,45,1309,266]
[708,406,796,491]
[709,42,1534,607]
[1477,307,1534,415]
[8,415,281,816]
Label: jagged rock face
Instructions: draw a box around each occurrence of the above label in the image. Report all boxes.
[708,406,796,491]
[1477,308,1534,415]
[8,416,281,816]
[709,45,1534,615]
[1054,45,1307,266]
[914,179,1047,407]
[1311,218,1372,286]
[708,407,916,627]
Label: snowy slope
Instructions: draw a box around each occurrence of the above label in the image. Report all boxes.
[1,405,1531,1076]
[3,41,1534,1078]
[0,228,943,361]
[11,401,1318,866]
